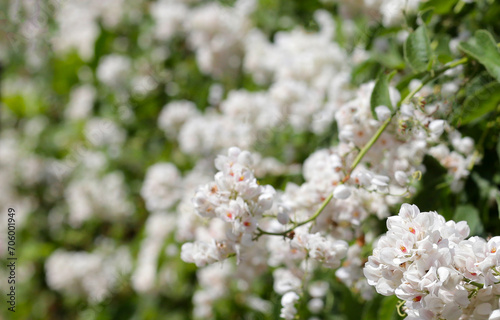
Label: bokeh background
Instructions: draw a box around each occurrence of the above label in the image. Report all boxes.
[1,0,500,319]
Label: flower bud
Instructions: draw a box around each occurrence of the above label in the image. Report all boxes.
[281,291,300,306]
[258,187,275,210]
[228,147,241,158]
[309,281,329,298]
[375,105,391,121]
[429,120,445,137]
[371,175,389,187]
[277,210,290,225]
[277,204,291,225]
[308,298,324,314]
[333,185,351,200]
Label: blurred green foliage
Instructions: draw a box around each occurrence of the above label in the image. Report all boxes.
[1,0,500,319]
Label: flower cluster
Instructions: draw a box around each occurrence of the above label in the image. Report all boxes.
[364,204,500,320]
[176,67,481,316]
[181,147,276,266]
[45,243,132,303]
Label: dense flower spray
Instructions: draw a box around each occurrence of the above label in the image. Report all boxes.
[364,204,500,320]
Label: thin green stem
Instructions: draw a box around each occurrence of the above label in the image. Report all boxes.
[446,57,468,69]
[299,193,334,227]
[349,114,394,173]
[402,74,431,105]
[464,278,484,288]
[255,227,288,236]
[401,57,468,105]
[256,193,334,236]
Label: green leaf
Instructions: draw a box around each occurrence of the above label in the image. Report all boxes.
[420,0,459,14]
[420,8,434,25]
[458,30,500,82]
[459,82,500,124]
[434,34,454,64]
[351,59,381,86]
[404,25,433,73]
[378,295,402,320]
[372,38,406,70]
[453,205,484,236]
[387,70,398,82]
[370,72,393,120]
[373,49,406,70]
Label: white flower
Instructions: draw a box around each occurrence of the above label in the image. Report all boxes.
[339,126,354,142]
[158,100,199,139]
[183,147,277,265]
[280,291,300,320]
[308,281,329,298]
[308,298,324,314]
[141,163,182,212]
[306,233,348,268]
[454,136,475,155]
[273,269,302,294]
[96,54,131,87]
[333,185,351,199]
[181,240,232,267]
[65,85,96,120]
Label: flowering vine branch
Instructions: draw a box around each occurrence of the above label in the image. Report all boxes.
[255,56,470,240]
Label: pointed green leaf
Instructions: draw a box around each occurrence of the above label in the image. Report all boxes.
[458,30,500,82]
[420,0,459,14]
[420,8,434,25]
[434,34,454,64]
[351,59,380,86]
[459,82,500,124]
[404,25,433,73]
[370,72,393,120]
